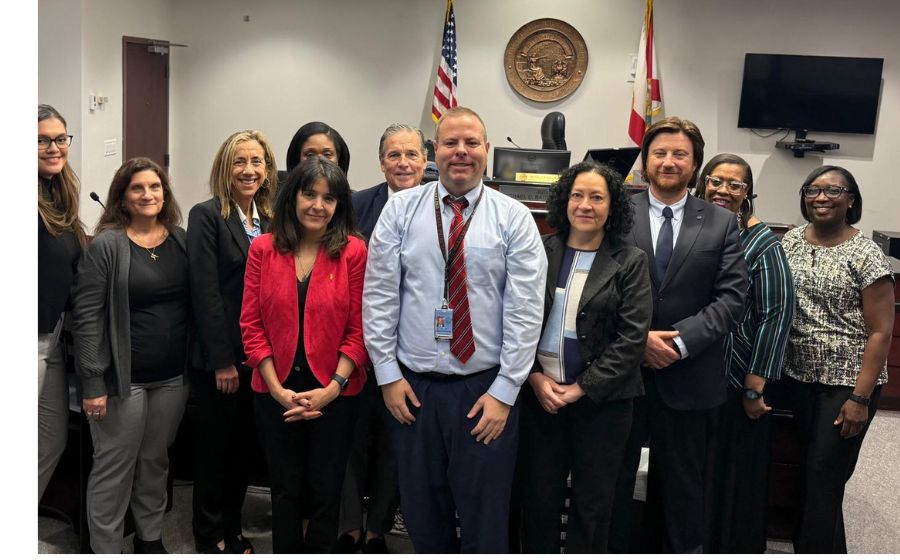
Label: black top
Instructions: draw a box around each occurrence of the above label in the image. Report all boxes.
[292,275,311,372]
[38,177,81,333]
[128,236,189,383]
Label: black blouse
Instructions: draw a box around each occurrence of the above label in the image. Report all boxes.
[292,275,311,372]
[128,236,189,383]
[38,177,81,333]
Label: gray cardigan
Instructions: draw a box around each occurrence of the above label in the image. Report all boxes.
[72,227,188,399]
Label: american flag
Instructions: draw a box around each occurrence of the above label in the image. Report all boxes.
[625,0,663,185]
[431,0,458,123]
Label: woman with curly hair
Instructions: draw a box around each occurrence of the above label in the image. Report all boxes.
[516,161,653,553]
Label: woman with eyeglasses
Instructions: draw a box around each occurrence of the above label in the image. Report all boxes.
[240,156,367,553]
[516,161,652,553]
[695,154,795,553]
[38,104,86,501]
[187,130,278,554]
[780,165,894,553]
[72,158,190,553]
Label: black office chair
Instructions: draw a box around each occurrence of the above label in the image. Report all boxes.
[541,111,567,150]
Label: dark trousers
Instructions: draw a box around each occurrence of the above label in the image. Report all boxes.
[704,386,771,553]
[338,374,399,537]
[254,369,358,553]
[390,365,518,553]
[610,373,717,553]
[191,364,259,547]
[516,384,632,553]
[782,377,881,553]
[608,387,651,553]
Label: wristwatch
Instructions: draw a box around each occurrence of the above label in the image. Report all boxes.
[742,388,763,401]
[847,393,870,406]
[331,373,349,391]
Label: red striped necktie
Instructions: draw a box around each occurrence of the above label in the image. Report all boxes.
[445,196,475,363]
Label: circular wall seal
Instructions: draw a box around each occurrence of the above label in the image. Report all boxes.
[504,18,588,102]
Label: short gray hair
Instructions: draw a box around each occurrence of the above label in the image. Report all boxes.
[378,123,427,161]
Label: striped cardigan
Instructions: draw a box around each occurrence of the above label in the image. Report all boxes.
[724,222,795,388]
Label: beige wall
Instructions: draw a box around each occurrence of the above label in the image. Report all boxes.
[40,0,900,235]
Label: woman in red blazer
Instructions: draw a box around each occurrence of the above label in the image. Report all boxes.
[240,156,368,553]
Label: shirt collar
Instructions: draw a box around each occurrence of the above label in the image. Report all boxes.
[235,199,260,227]
[437,181,483,209]
[647,189,688,218]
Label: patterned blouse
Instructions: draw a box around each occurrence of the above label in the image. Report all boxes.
[724,223,795,389]
[782,225,894,386]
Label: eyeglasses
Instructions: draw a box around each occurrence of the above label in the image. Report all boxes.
[38,135,73,150]
[705,175,747,194]
[800,185,849,199]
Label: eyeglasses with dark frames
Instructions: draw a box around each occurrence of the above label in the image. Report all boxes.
[800,185,849,199]
[705,175,747,194]
[38,135,74,150]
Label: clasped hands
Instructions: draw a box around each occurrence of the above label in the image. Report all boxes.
[642,330,681,369]
[528,372,585,414]
[381,378,511,445]
[273,383,340,422]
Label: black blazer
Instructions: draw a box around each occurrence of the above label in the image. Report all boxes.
[352,182,389,240]
[627,191,747,410]
[187,198,269,372]
[537,233,653,403]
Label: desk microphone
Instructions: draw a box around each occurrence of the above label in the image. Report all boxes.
[506,136,523,149]
[89,191,105,209]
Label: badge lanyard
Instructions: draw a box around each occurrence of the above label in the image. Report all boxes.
[433,186,484,306]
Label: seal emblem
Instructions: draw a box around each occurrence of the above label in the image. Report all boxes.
[504,18,588,102]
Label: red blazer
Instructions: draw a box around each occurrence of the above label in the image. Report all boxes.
[240,233,368,396]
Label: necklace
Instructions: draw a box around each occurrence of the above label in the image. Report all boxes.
[128,226,168,263]
[295,244,318,281]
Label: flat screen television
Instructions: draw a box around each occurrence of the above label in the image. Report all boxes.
[737,53,883,134]
[492,148,570,180]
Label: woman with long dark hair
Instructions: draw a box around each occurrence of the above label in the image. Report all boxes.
[38,104,85,500]
[72,157,189,553]
[285,121,350,174]
[240,156,367,552]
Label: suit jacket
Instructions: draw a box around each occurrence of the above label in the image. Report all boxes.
[187,198,269,372]
[627,191,747,410]
[240,233,369,396]
[537,233,653,403]
[352,182,389,240]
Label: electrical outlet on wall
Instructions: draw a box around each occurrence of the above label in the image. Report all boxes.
[104,139,118,157]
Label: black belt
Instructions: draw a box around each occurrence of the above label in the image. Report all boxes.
[399,361,499,382]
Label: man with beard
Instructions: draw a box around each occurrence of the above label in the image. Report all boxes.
[609,116,747,553]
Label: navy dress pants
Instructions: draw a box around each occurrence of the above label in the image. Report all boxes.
[389,365,519,553]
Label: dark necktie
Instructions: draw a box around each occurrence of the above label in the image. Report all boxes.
[656,206,674,280]
[445,196,475,363]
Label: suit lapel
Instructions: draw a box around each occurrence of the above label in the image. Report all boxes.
[578,240,619,313]
[631,191,660,289]
[224,204,252,257]
[372,183,389,222]
[661,195,704,290]
[544,235,564,308]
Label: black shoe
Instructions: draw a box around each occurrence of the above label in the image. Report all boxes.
[362,537,389,554]
[225,534,255,554]
[334,533,361,553]
[195,537,225,554]
[134,538,168,554]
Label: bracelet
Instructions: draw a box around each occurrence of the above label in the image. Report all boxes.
[847,393,870,406]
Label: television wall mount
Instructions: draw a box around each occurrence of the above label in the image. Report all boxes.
[775,129,839,158]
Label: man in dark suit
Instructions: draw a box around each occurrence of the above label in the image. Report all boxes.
[351,123,428,239]
[335,123,426,553]
[608,117,748,553]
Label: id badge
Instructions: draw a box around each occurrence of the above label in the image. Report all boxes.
[434,307,454,340]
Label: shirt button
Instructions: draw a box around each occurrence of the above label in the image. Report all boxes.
[293,366,300,372]
[440,352,446,356]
